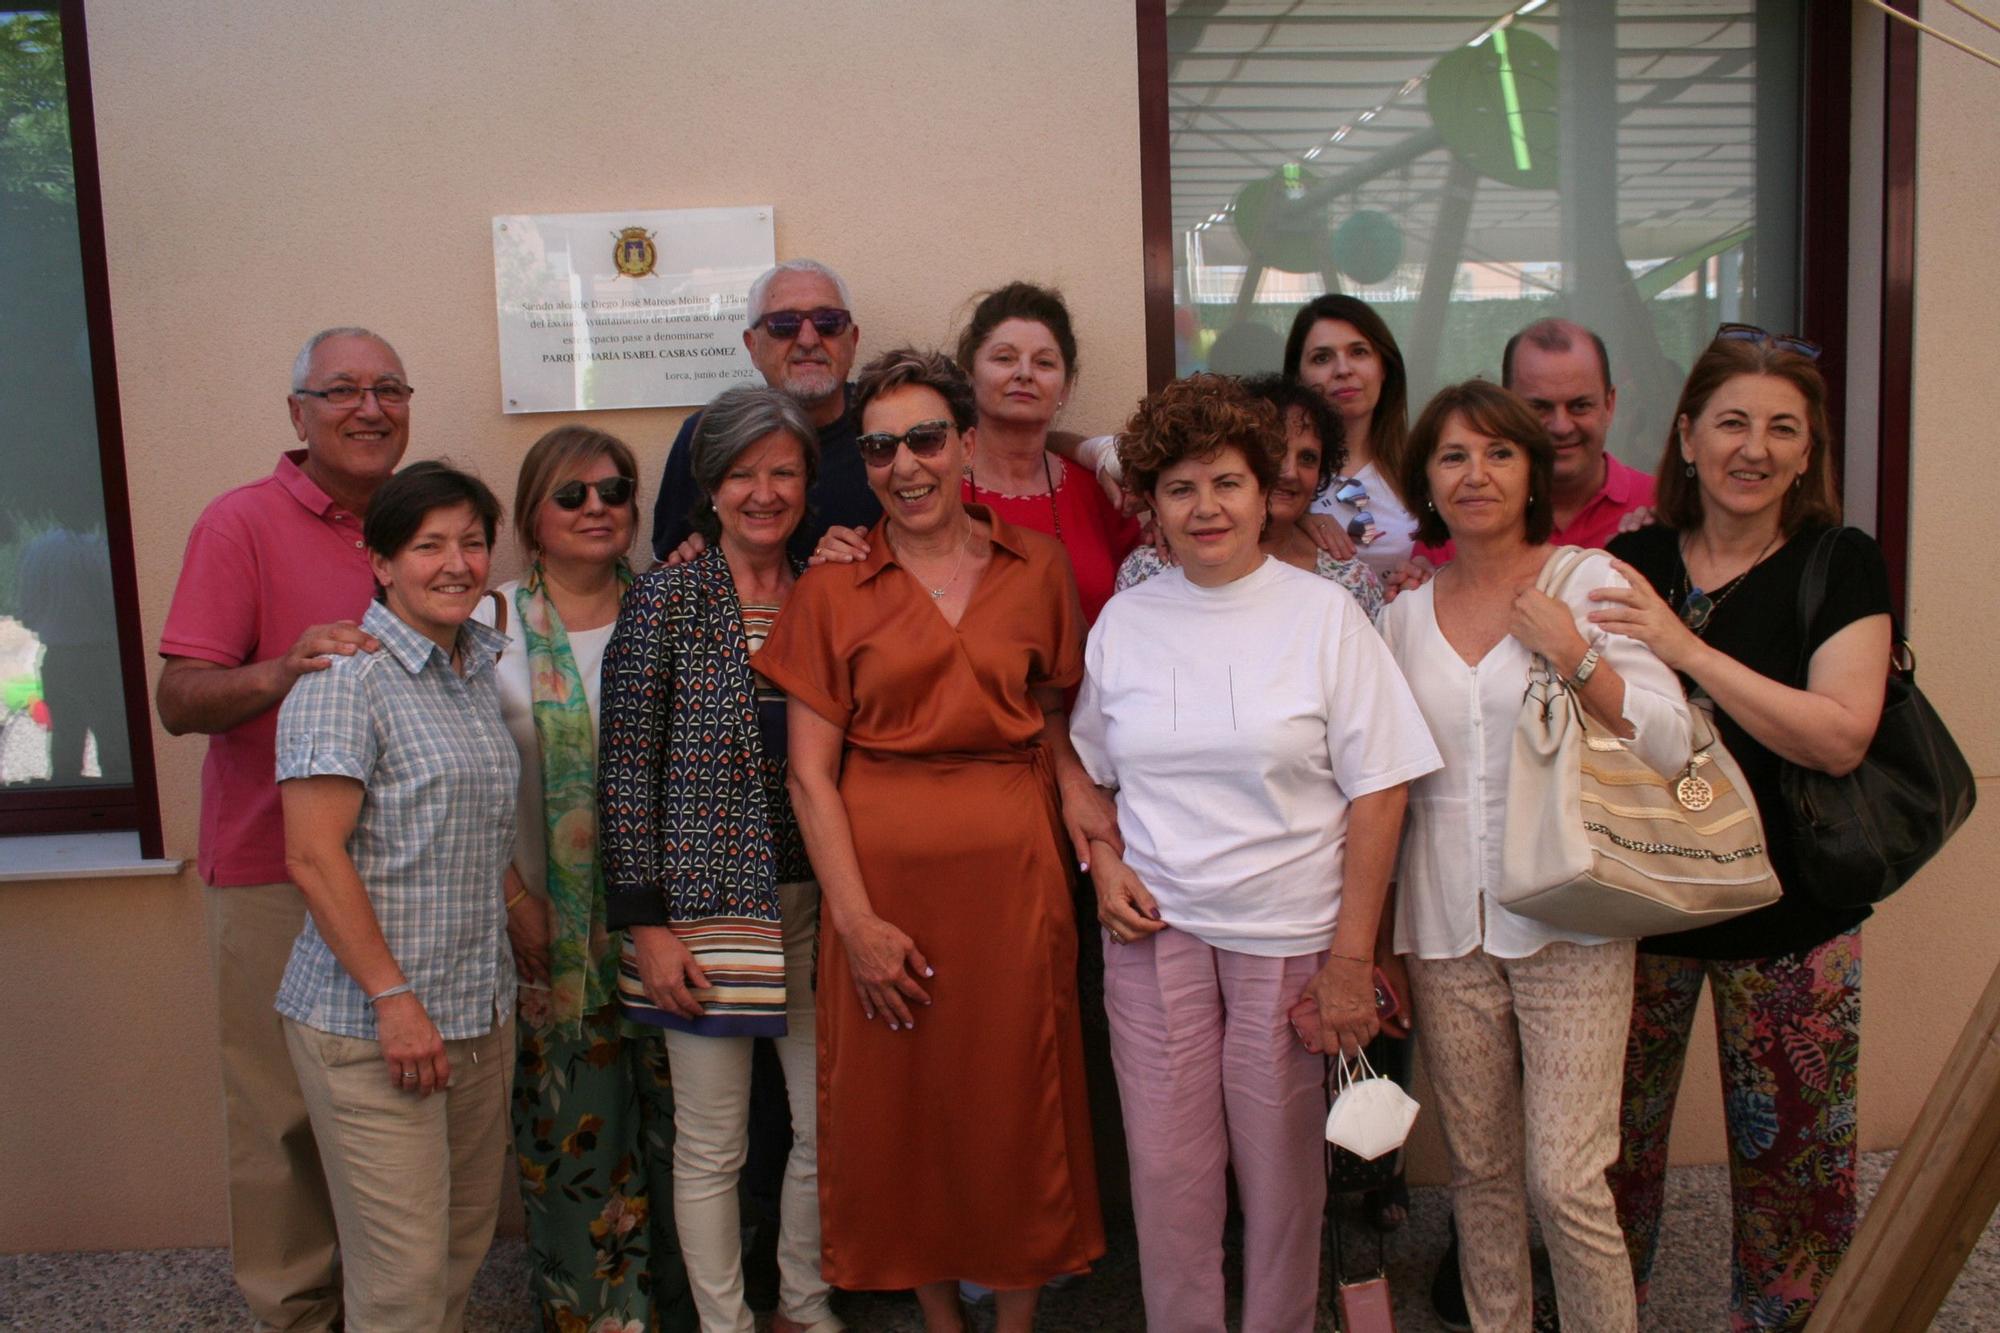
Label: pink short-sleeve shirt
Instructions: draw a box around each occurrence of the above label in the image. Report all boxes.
[158,450,377,886]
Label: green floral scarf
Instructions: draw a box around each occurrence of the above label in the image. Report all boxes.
[516,561,630,1037]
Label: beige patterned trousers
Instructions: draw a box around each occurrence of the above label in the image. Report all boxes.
[1411,941,1638,1333]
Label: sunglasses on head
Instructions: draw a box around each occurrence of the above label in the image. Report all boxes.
[549,476,635,510]
[856,419,953,467]
[752,307,853,340]
[1715,322,1822,361]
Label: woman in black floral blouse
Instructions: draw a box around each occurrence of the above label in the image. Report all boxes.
[599,385,844,1333]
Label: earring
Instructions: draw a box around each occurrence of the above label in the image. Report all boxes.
[1685,462,1696,478]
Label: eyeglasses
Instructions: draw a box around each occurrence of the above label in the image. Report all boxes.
[751,307,853,340]
[549,476,636,510]
[856,419,953,467]
[1332,476,1379,544]
[294,381,414,407]
[1715,322,1821,361]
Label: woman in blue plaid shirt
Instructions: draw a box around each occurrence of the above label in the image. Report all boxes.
[274,461,519,1333]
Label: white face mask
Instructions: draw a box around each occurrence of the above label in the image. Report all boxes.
[1324,1050,1420,1161]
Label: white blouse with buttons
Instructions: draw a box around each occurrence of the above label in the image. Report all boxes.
[1377,548,1693,961]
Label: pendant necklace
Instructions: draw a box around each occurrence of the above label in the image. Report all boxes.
[1678,531,1779,633]
[897,523,971,599]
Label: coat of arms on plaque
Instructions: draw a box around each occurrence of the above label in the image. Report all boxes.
[611,226,658,279]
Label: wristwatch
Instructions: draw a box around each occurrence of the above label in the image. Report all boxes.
[1568,642,1603,686]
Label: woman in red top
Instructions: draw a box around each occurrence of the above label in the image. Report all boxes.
[953,282,1139,624]
[809,284,1138,624]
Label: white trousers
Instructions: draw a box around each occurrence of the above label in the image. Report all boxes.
[661,881,833,1333]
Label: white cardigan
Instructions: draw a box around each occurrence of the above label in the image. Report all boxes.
[1378,550,1692,960]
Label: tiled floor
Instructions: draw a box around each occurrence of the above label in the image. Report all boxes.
[3,1152,1995,1330]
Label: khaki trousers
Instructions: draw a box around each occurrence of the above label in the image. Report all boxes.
[660,881,833,1333]
[286,1018,514,1333]
[1411,941,1639,1333]
[206,882,342,1332]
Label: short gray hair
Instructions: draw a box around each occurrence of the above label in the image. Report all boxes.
[745,259,853,328]
[686,385,820,542]
[290,326,397,391]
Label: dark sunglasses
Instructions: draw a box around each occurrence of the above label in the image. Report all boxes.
[752,307,853,340]
[550,476,635,510]
[1715,322,1821,361]
[856,419,953,467]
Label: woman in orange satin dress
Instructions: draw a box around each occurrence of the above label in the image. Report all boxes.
[755,348,1110,1333]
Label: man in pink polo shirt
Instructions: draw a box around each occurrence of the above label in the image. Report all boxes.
[157,327,411,1332]
[1503,317,1655,548]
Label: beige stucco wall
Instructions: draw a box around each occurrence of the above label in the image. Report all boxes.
[3,1,1995,1254]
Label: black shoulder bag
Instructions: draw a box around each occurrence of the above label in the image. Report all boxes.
[1778,528,1976,908]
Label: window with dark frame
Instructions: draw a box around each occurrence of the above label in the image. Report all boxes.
[0,1,162,852]
[1135,1,1915,612]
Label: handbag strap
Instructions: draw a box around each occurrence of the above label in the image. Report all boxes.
[1791,526,1909,683]
[1536,544,1594,600]
[1789,527,1842,684]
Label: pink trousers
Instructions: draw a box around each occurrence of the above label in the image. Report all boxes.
[1104,927,1327,1333]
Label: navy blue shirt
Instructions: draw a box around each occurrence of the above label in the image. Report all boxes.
[649,385,880,562]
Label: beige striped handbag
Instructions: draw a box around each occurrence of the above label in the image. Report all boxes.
[1499,548,1780,938]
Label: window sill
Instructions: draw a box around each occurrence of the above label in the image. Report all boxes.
[0,831,184,883]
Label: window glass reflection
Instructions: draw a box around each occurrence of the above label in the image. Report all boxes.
[1167,0,1802,469]
[0,8,130,788]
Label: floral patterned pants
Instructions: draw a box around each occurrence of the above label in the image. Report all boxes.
[513,1002,696,1333]
[1608,929,1862,1332]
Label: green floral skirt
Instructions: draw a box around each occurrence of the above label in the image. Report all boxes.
[513,1000,696,1333]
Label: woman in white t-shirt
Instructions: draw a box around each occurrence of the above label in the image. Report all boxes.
[481,427,700,1330]
[1071,375,1441,1333]
[1287,294,1422,582]
[1377,381,1690,1333]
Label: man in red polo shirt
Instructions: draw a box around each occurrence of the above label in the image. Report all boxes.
[1503,317,1655,547]
[157,327,412,1332]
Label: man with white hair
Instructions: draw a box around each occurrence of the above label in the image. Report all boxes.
[156,327,414,1332]
[649,258,879,560]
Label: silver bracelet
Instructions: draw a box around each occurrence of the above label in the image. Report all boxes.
[367,982,414,1005]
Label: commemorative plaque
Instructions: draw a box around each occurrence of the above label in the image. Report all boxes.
[493,205,775,412]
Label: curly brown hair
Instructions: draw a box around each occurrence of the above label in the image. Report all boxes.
[1118,374,1284,498]
[1402,380,1556,546]
[852,346,978,430]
